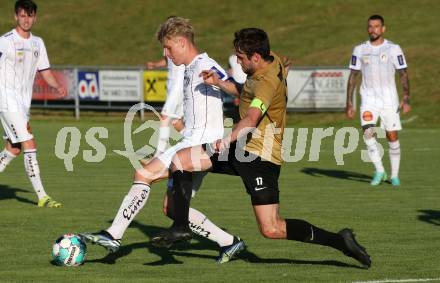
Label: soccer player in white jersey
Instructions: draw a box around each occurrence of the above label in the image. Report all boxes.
[346,15,411,186]
[81,17,245,264]
[0,0,66,207]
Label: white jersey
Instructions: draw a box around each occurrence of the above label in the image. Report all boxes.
[182,53,226,139]
[349,39,407,109]
[228,54,247,84]
[0,29,50,113]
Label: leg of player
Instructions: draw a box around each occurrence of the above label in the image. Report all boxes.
[363,126,386,185]
[155,114,171,156]
[151,146,213,243]
[21,134,62,208]
[252,204,371,269]
[386,130,401,186]
[0,140,20,172]
[156,189,245,263]
[80,157,169,253]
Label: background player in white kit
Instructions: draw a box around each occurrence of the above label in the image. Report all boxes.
[0,0,66,207]
[346,15,411,186]
[146,52,185,155]
[81,17,245,264]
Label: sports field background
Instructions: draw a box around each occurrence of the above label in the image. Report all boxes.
[0,0,439,282]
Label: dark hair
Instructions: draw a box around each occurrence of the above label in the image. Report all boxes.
[233,28,271,60]
[15,0,37,15]
[368,15,384,25]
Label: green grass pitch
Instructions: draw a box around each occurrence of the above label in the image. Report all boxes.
[0,117,439,282]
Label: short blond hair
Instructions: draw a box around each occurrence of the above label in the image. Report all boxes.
[156,16,195,44]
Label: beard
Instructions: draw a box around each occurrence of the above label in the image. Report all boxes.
[369,34,381,42]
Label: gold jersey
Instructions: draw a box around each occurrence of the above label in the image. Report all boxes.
[239,53,287,165]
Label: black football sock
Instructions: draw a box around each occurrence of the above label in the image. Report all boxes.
[285,219,345,251]
[171,170,193,230]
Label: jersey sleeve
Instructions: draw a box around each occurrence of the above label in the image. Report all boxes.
[349,46,362,70]
[208,61,228,81]
[252,79,276,112]
[391,45,408,69]
[37,39,50,71]
[0,38,8,63]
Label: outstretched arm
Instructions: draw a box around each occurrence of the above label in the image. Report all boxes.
[346,70,360,119]
[199,70,241,97]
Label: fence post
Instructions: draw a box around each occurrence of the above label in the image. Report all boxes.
[74,68,80,120]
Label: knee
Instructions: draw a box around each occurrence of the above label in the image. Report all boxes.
[7,146,21,156]
[259,224,281,239]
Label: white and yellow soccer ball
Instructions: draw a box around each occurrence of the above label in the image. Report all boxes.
[51,234,87,266]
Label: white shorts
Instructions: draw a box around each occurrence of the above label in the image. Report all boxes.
[157,128,223,168]
[161,93,183,119]
[0,112,33,144]
[360,106,402,131]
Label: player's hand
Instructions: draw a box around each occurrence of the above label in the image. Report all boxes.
[212,137,230,153]
[281,56,292,73]
[200,70,220,86]
[345,104,355,119]
[57,86,67,97]
[146,61,156,69]
[400,101,411,114]
[171,119,185,133]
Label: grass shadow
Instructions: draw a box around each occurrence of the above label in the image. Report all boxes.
[85,220,219,266]
[239,250,364,269]
[418,210,440,226]
[0,184,37,205]
[301,168,371,183]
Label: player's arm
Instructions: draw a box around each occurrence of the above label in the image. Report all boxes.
[146,56,167,69]
[200,70,241,97]
[214,102,263,152]
[398,68,411,113]
[346,70,360,118]
[40,69,66,97]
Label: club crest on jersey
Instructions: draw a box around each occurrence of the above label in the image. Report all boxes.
[34,50,39,58]
[362,56,370,64]
[397,55,404,66]
[362,111,373,122]
[351,55,357,66]
[380,53,387,62]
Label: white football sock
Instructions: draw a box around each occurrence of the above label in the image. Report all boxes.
[155,126,170,155]
[188,207,234,247]
[107,182,151,240]
[23,149,47,200]
[364,137,384,173]
[389,140,401,178]
[0,149,17,172]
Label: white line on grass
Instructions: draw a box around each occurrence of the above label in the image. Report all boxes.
[353,278,440,283]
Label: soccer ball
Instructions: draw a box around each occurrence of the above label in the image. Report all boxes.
[51,234,87,266]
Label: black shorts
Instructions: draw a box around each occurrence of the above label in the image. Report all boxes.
[202,142,280,205]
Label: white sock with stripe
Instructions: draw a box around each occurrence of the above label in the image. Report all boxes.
[389,140,401,178]
[107,182,151,240]
[188,207,234,247]
[24,149,47,200]
[364,137,385,173]
[0,149,16,172]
